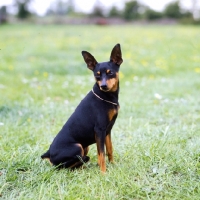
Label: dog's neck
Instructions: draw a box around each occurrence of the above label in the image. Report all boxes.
[92,82,119,105]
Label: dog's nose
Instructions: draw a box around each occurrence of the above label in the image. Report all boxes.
[100,78,108,90]
[100,84,108,90]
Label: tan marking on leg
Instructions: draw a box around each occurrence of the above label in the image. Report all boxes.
[95,134,106,173]
[99,152,106,173]
[96,136,101,166]
[105,134,114,163]
[76,143,84,156]
[84,146,89,156]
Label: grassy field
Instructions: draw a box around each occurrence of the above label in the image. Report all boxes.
[0,24,200,199]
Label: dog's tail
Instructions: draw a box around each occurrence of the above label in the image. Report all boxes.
[41,149,50,159]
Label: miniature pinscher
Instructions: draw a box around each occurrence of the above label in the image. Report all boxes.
[41,44,123,173]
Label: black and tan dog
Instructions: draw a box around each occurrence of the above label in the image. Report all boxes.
[41,44,123,173]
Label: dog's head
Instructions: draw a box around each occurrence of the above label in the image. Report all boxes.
[82,44,123,92]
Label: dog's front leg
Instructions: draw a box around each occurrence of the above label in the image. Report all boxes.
[105,133,114,163]
[95,132,106,173]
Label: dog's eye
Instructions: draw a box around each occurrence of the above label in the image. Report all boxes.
[108,71,113,75]
[95,74,101,80]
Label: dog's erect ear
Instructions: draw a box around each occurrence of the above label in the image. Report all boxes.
[82,51,98,71]
[110,43,123,66]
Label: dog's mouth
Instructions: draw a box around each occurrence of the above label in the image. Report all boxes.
[100,86,110,92]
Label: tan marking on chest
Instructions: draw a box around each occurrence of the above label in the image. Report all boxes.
[108,109,118,121]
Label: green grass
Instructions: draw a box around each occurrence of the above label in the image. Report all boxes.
[0,24,200,199]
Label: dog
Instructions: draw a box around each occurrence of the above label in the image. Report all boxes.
[41,44,123,173]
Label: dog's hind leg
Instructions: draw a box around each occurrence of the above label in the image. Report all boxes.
[63,155,90,169]
[51,143,90,169]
